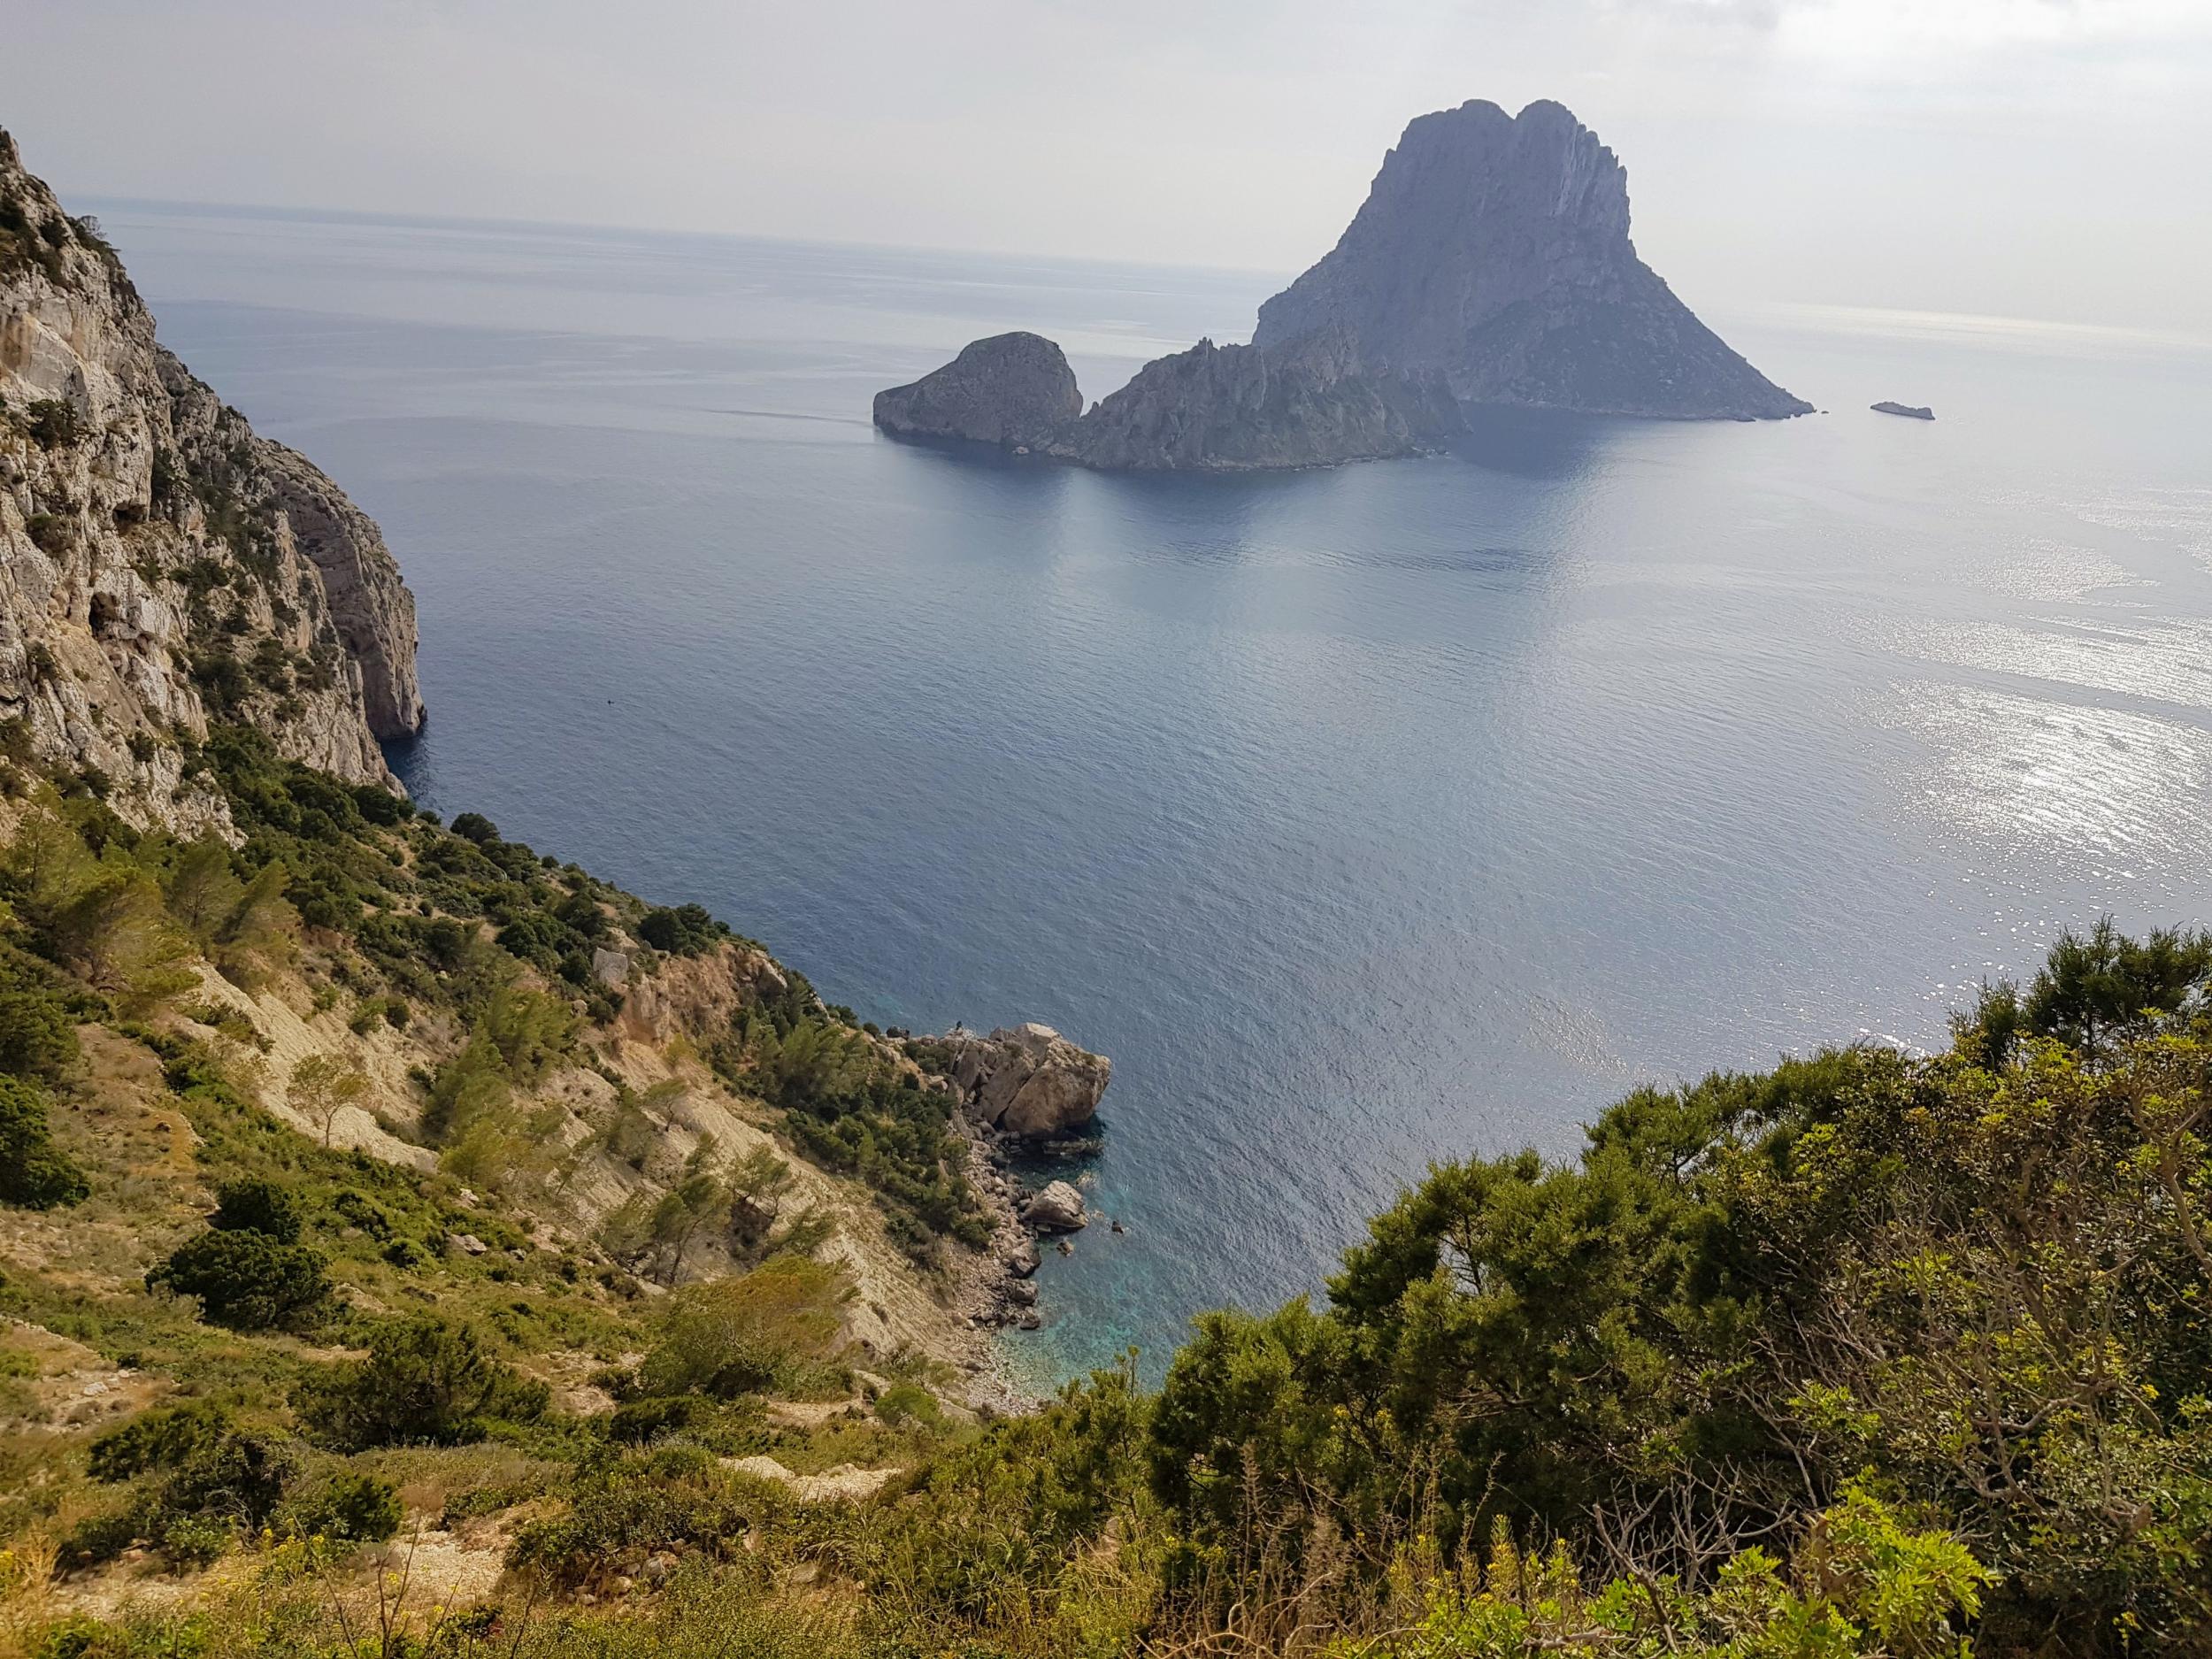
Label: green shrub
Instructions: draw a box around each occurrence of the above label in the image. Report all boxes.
[874,1382,942,1429]
[295,1316,549,1451]
[0,986,83,1081]
[157,1509,231,1568]
[506,1446,764,1589]
[0,1072,88,1209]
[88,1399,233,1482]
[210,1176,303,1242]
[638,1256,849,1401]
[158,1426,302,1529]
[608,1394,699,1445]
[146,1226,328,1330]
[23,398,81,447]
[285,1470,403,1542]
[638,902,725,956]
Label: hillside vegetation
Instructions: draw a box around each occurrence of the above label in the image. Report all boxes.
[0,709,2204,1656]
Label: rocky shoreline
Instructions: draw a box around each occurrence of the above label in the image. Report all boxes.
[907,1023,1112,1412]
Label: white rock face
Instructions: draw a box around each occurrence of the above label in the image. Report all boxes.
[944,1022,1112,1140]
[1,128,423,826]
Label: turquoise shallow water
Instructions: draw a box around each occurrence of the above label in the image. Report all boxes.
[93,199,2212,1386]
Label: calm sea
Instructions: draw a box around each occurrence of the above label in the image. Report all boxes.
[92,199,2212,1385]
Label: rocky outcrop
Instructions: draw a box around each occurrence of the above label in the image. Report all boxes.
[1048,332,1463,472]
[1021,1179,1087,1233]
[872,332,1082,451]
[942,1022,1111,1140]
[0,127,422,826]
[1253,100,1809,420]
[1871,402,1934,420]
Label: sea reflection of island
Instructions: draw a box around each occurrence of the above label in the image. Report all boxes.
[1449,405,1616,481]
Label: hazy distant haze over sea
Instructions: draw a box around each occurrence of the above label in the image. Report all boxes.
[7,0,2211,346]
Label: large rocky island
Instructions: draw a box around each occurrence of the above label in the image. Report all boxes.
[874,98,1809,472]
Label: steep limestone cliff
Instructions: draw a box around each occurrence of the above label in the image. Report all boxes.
[1253,100,1809,420]
[0,128,422,826]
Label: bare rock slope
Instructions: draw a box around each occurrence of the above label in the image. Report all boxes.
[1,128,422,826]
[1253,100,1809,419]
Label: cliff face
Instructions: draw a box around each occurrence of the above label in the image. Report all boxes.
[0,129,422,826]
[1253,100,1809,419]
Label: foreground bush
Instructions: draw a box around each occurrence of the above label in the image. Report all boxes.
[638,1256,849,1401]
[507,1446,771,1590]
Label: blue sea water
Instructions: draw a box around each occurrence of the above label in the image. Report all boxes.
[90,200,2212,1386]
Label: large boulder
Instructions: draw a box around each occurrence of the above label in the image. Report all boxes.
[1022,1180,1087,1233]
[872,332,1082,450]
[943,1023,1110,1140]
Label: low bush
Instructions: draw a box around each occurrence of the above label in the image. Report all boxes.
[209,1177,303,1242]
[146,1226,328,1330]
[88,1399,233,1483]
[637,902,724,956]
[0,1073,88,1209]
[638,1256,849,1402]
[506,1446,767,1590]
[295,1316,549,1451]
[282,1469,403,1542]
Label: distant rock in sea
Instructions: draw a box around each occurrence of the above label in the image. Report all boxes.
[1870,401,1935,420]
[872,331,1081,450]
[872,98,1809,471]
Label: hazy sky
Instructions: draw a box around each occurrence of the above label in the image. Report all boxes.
[4,0,2208,337]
